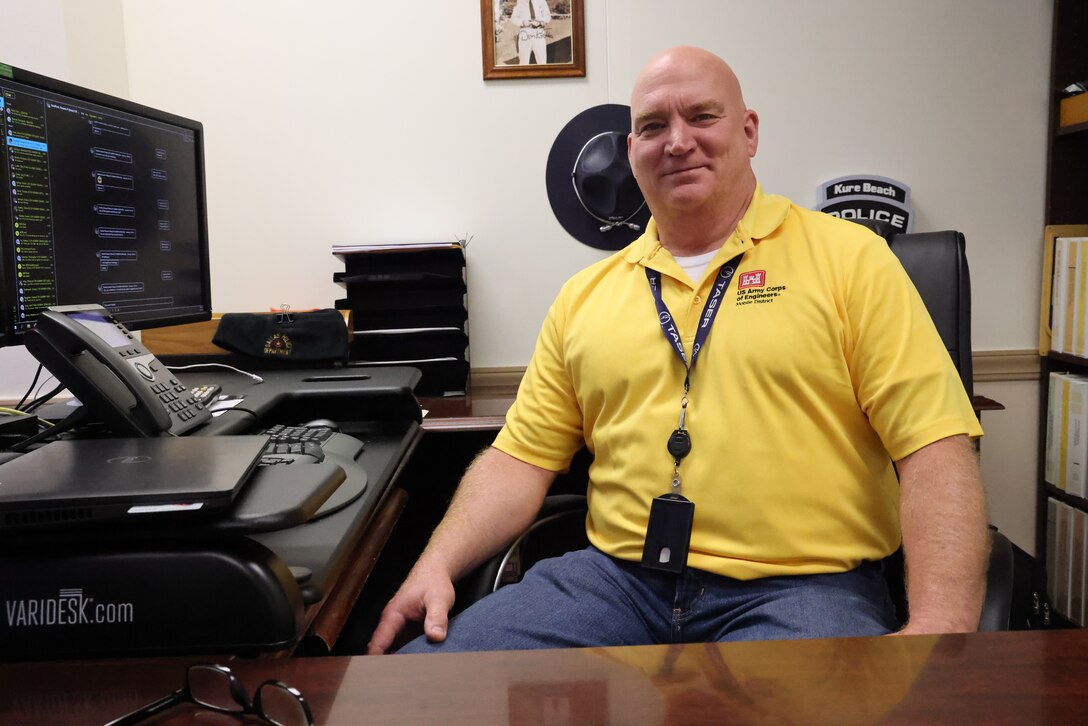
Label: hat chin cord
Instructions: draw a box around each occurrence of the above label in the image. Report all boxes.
[599,217,643,233]
[569,174,646,233]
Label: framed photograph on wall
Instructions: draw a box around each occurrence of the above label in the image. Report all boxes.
[480,0,586,80]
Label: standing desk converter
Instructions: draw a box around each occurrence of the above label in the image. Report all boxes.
[0,366,424,661]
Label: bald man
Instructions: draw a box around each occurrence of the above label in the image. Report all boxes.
[369,47,988,655]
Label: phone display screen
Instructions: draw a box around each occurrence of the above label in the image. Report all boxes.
[68,310,130,348]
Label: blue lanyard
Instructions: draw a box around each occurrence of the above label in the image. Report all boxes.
[645,252,744,393]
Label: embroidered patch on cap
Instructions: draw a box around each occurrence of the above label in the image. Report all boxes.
[263,332,293,356]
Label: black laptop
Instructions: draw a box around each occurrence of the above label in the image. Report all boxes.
[0,436,269,530]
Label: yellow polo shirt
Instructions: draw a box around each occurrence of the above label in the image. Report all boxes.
[493,185,982,579]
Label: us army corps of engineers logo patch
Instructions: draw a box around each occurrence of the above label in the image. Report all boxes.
[735,269,786,307]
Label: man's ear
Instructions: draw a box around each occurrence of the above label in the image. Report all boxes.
[744,109,759,157]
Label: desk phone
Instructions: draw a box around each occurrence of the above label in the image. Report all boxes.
[23,304,211,436]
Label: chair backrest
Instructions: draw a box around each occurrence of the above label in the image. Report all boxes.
[887,230,974,399]
[848,222,973,398]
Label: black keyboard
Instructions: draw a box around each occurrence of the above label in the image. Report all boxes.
[258,424,338,465]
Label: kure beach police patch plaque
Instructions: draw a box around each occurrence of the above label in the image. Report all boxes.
[815,174,913,235]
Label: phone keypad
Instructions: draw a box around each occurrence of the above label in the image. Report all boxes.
[150,379,204,421]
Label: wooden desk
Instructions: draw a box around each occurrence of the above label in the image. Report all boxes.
[418,393,513,432]
[3,629,1085,725]
[417,393,1003,429]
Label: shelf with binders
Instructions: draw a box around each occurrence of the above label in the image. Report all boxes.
[333,242,469,397]
[1039,354,1088,627]
[1041,358,1088,506]
[1038,0,1088,630]
[1038,248,1088,626]
[1037,298,1088,627]
[1046,493,1088,627]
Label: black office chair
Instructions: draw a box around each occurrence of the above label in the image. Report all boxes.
[888,230,974,399]
[849,222,973,399]
[457,228,1014,631]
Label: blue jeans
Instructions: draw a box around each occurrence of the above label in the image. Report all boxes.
[398,546,898,653]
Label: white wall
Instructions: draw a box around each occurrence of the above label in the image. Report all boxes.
[0,0,1054,550]
[976,379,1040,552]
[114,0,1052,361]
[0,0,67,395]
[0,0,69,77]
[0,0,129,401]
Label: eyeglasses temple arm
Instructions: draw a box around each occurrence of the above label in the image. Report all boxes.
[103,688,186,726]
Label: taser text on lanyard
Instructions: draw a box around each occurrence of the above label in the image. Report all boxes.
[645,252,745,489]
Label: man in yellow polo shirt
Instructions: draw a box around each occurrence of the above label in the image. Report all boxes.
[369,46,988,655]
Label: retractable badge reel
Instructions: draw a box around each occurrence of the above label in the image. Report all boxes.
[641,398,695,574]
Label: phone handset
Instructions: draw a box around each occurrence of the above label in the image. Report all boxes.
[23,304,211,437]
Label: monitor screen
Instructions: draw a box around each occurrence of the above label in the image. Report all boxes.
[0,64,211,343]
[0,257,7,348]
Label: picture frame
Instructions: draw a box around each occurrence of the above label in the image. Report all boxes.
[480,0,586,80]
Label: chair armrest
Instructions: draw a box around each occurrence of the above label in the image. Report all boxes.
[537,494,588,517]
[453,495,589,612]
[979,526,1014,631]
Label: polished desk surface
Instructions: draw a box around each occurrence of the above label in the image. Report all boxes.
[419,392,514,432]
[417,393,1003,433]
[2,629,1085,725]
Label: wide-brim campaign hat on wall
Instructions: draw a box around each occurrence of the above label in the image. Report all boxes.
[545,103,651,251]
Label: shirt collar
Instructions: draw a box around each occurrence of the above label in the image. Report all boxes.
[622,183,791,274]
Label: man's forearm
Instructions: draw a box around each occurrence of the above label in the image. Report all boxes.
[415,446,558,583]
[897,434,990,633]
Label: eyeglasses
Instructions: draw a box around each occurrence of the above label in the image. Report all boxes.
[105,663,314,726]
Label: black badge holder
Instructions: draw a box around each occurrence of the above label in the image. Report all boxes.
[641,493,694,573]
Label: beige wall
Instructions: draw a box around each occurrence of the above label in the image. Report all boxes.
[976,378,1040,553]
[0,0,1053,551]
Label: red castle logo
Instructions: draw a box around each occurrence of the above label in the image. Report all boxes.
[738,270,766,290]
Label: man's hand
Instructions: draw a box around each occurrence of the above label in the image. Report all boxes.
[366,566,456,655]
[366,447,557,654]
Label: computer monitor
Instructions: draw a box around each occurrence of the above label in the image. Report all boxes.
[0,64,211,344]
[0,260,8,348]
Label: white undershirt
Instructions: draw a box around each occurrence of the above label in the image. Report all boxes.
[673,249,721,285]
